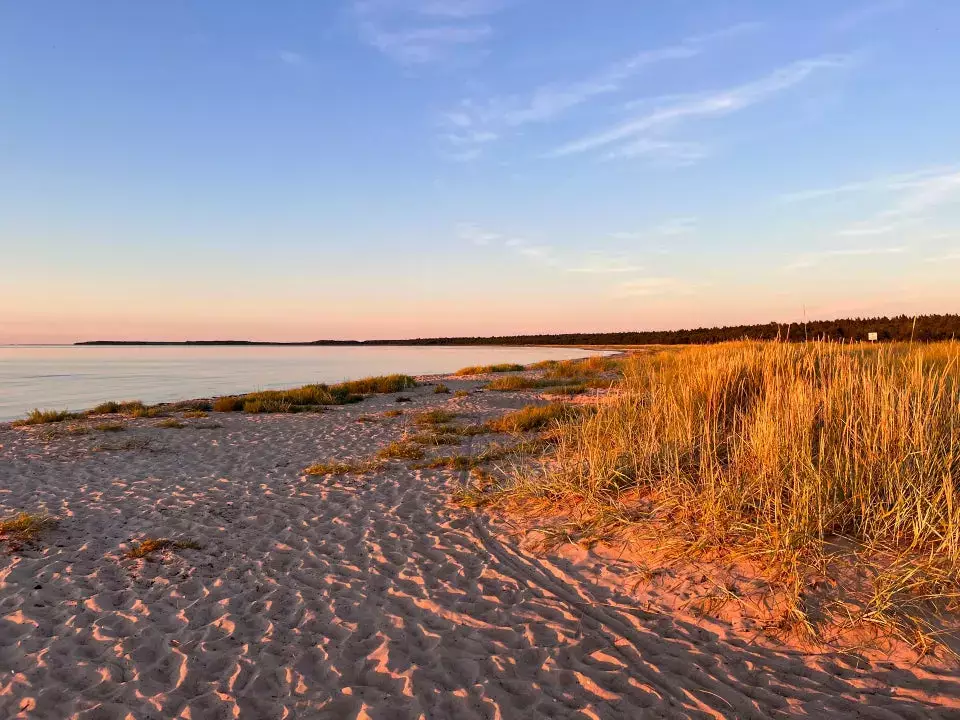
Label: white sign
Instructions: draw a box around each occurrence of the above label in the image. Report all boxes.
[867,332,878,342]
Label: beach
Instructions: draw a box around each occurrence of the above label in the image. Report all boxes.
[2,369,959,719]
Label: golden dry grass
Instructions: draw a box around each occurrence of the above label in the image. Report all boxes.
[125,537,201,559]
[469,341,960,647]
[486,402,588,433]
[455,363,525,376]
[0,513,58,548]
[304,459,386,476]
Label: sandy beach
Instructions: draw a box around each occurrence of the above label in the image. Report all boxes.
[2,373,959,719]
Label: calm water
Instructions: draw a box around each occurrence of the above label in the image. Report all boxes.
[0,345,608,422]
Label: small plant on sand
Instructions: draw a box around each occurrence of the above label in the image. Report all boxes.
[13,409,83,427]
[383,409,403,417]
[455,363,525,376]
[395,396,412,403]
[433,383,450,394]
[182,410,208,419]
[95,422,126,433]
[356,415,378,423]
[377,440,425,461]
[93,437,151,452]
[90,400,148,416]
[453,390,471,398]
[486,403,586,433]
[213,396,245,412]
[414,409,457,427]
[413,454,478,471]
[125,537,201,560]
[0,513,58,549]
[156,418,186,429]
[304,459,385,476]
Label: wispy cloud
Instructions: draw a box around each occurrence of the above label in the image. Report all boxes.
[456,222,501,245]
[604,138,709,166]
[550,55,852,159]
[440,22,759,157]
[610,217,697,251]
[786,246,906,271]
[355,0,502,66]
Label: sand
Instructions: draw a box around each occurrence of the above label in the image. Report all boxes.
[2,376,959,719]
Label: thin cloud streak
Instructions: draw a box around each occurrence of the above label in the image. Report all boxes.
[440,22,760,155]
[354,0,502,65]
[550,54,852,158]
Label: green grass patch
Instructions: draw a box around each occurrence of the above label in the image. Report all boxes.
[434,383,450,394]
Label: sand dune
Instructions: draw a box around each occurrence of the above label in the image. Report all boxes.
[2,379,959,718]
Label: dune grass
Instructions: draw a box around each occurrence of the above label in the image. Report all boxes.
[486,402,588,433]
[211,374,418,414]
[470,341,960,647]
[434,383,450,394]
[125,537,201,559]
[0,512,58,548]
[12,409,83,426]
[156,418,186,429]
[95,422,126,432]
[455,363,525,376]
[304,459,386,476]
[376,440,425,461]
[453,390,471,398]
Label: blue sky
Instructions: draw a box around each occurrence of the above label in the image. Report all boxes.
[1,0,958,342]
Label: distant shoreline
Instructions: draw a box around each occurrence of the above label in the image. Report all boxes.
[74,313,960,346]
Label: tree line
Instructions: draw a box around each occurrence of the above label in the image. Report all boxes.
[78,314,960,346]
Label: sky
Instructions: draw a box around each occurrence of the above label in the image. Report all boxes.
[1,0,959,343]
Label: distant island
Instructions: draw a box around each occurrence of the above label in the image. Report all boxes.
[77,313,960,346]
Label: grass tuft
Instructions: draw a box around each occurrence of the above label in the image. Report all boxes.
[377,440,425,461]
[125,537,201,560]
[156,418,186,429]
[95,422,126,433]
[434,383,450,394]
[304,459,385,476]
[455,363,525,376]
[13,409,83,426]
[0,513,58,548]
[486,403,587,433]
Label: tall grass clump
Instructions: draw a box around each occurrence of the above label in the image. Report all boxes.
[211,375,418,413]
[482,341,960,642]
[12,409,83,426]
[455,363,525,376]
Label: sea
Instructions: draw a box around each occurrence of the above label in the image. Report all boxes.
[0,345,611,422]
